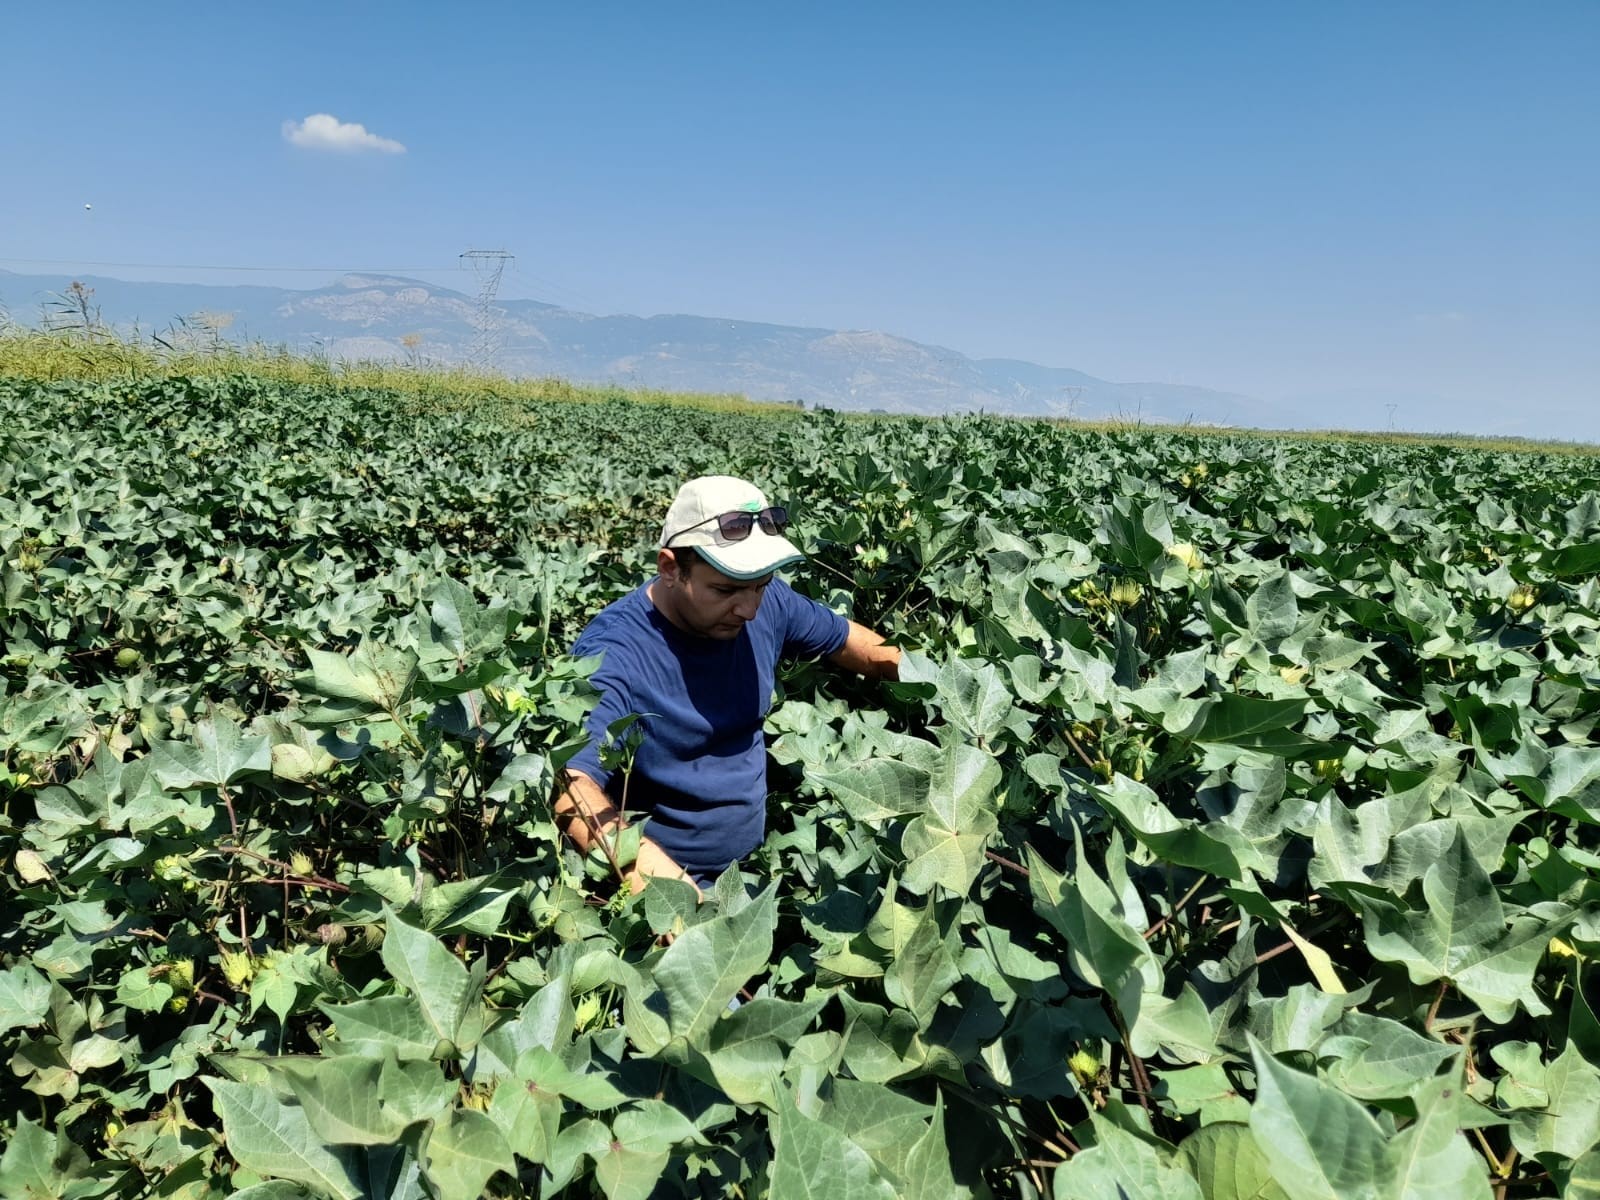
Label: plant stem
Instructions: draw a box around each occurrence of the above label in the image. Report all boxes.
[1062,729,1098,772]
[985,848,1030,877]
[1425,978,1449,1032]
[1144,874,1209,941]
[216,845,350,892]
[945,1082,1078,1159]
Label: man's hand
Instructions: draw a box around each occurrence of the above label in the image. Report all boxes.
[557,770,701,899]
[828,620,901,681]
[627,837,703,899]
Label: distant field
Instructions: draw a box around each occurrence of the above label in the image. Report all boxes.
[1,326,1594,454]
[4,348,1600,1196]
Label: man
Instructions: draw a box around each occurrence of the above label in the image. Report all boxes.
[558,475,900,893]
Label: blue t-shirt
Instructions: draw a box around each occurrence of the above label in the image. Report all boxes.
[567,578,849,882]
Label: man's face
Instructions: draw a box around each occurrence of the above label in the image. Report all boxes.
[656,551,772,640]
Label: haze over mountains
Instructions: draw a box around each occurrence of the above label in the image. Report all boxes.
[1,269,1289,425]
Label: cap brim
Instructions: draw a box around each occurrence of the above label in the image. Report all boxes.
[695,532,805,581]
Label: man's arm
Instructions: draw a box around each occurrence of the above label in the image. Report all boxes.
[827,619,901,681]
[555,769,700,895]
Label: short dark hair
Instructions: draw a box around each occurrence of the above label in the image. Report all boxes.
[671,547,701,577]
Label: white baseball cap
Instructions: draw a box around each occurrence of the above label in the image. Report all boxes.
[660,475,804,581]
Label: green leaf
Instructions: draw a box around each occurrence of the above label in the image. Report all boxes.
[1245,571,1300,643]
[698,993,829,1104]
[1100,495,1175,573]
[1563,1145,1600,1200]
[900,740,1002,894]
[485,1068,562,1165]
[1246,1035,1390,1200]
[1131,984,1220,1060]
[1387,1064,1492,1200]
[935,656,1014,743]
[1096,774,1251,878]
[299,642,418,721]
[899,1093,971,1199]
[426,576,511,663]
[0,1116,90,1200]
[509,1045,629,1110]
[546,1117,614,1193]
[1053,1114,1203,1200]
[1177,1122,1288,1200]
[275,1054,454,1146]
[151,716,271,789]
[1028,833,1152,1018]
[810,758,929,824]
[418,875,518,936]
[115,966,174,1014]
[1540,540,1600,578]
[380,908,478,1047]
[1320,1012,1458,1101]
[816,1080,935,1186]
[0,963,52,1035]
[653,882,778,1045]
[208,1078,361,1200]
[591,1106,699,1200]
[769,1092,898,1200]
[1360,826,1568,1022]
[593,1144,670,1200]
[882,894,960,1029]
[420,1108,514,1200]
[1507,1043,1600,1160]
[321,995,439,1059]
[1178,694,1314,754]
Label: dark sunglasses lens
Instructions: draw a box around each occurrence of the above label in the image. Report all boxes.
[760,506,789,535]
[716,512,758,540]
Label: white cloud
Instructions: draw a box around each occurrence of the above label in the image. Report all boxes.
[282,113,406,154]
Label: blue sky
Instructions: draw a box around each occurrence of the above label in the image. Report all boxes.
[3,2,1596,438]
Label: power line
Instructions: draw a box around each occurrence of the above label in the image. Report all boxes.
[0,257,461,274]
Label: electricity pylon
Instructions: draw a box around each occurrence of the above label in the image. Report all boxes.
[459,249,514,369]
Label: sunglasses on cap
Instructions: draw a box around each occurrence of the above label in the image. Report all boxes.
[668,505,789,545]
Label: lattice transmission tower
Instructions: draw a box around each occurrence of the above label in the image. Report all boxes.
[459,249,514,369]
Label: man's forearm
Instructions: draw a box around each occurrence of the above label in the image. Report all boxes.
[554,769,623,854]
[556,770,698,894]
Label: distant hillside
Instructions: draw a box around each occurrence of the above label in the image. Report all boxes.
[0,269,1278,424]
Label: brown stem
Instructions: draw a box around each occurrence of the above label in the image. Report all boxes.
[1144,874,1210,940]
[1062,729,1098,772]
[945,1082,1078,1159]
[1253,912,1346,968]
[985,849,1031,877]
[218,782,240,840]
[1424,978,1449,1033]
[1107,1004,1160,1128]
[1254,939,1297,967]
[216,845,350,893]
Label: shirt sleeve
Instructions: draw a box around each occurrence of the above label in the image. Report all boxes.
[565,638,632,791]
[774,578,850,660]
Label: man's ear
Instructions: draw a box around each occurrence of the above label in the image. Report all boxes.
[657,548,680,583]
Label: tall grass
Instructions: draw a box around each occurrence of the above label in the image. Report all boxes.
[0,327,797,417]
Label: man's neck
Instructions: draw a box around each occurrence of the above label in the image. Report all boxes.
[646,578,694,637]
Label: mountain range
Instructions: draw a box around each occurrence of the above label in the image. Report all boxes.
[0,269,1287,425]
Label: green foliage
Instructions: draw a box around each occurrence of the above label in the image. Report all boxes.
[4,368,1600,1196]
